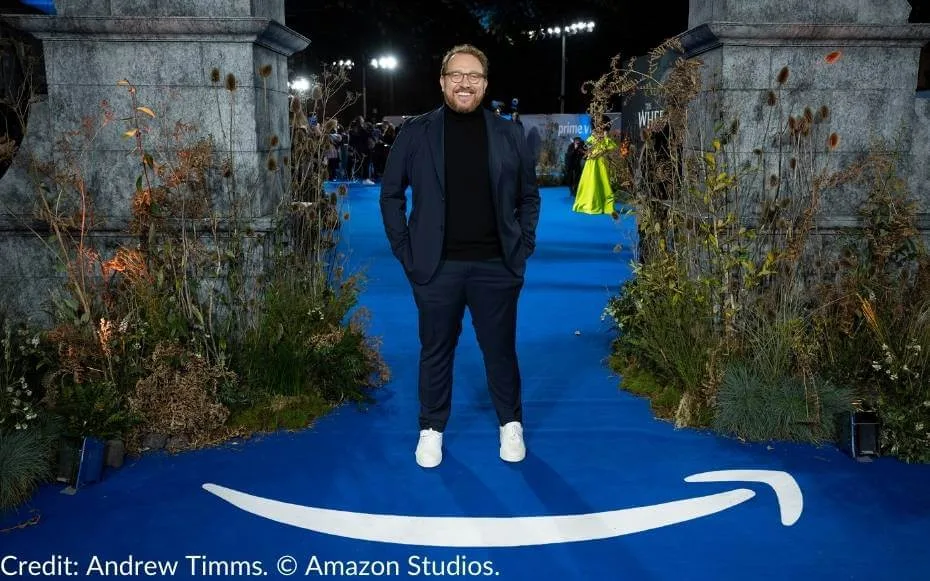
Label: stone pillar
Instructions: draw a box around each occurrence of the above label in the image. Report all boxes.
[679,0,930,235]
[0,0,308,318]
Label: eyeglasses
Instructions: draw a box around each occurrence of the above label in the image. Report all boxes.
[443,71,485,84]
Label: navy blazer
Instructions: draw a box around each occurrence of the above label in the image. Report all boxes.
[379,106,541,284]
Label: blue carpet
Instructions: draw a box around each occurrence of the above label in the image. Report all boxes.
[3,184,930,580]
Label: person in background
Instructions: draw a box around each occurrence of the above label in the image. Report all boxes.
[325,120,342,181]
[338,124,350,180]
[379,44,541,469]
[572,116,617,215]
[348,116,373,183]
[371,122,396,181]
[563,136,586,197]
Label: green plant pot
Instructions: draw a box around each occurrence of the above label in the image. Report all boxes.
[56,436,106,488]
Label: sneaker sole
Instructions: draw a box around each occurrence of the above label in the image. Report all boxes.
[499,448,526,463]
[416,454,442,468]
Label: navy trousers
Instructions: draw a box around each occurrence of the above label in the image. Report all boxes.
[411,259,524,431]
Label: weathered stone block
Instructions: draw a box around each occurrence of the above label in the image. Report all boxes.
[768,46,920,92]
[689,0,912,28]
[909,96,930,214]
[109,0,159,16]
[0,0,307,320]
[53,0,266,18]
[674,1,930,257]
[721,46,772,90]
[52,0,109,16]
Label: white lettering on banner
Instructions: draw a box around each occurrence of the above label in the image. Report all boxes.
[558,124,591,137]
[639,109,665,129]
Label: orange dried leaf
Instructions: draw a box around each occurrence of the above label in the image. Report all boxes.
[825,51,842,64]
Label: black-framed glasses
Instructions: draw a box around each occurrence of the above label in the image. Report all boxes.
[443,71,485,83]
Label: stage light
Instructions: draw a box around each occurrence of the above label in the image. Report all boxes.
[526,19,597,113]
[360,54,401,118]
[289,77,311,93]
[372,55,398,70]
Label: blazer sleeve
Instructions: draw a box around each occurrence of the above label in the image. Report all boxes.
[379,124,413,263]
[513,123,541,255]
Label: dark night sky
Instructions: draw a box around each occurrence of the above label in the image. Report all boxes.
[284,0,692,118]
[2,1,928,118]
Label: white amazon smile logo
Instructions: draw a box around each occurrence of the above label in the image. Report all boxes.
[202,469,802,547]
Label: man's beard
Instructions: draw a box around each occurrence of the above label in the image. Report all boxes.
[444,89,481,113]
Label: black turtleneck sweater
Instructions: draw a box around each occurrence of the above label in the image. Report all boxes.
[443,106,501,261]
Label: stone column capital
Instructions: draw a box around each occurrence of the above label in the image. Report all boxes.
[680,22,930,57]
[0,15,309,56]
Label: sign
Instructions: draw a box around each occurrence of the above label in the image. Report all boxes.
[203,469,803,547]
[621,53,676,143]
[519,113,590,178]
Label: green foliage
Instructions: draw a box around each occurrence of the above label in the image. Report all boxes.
[228,393,333,433]
[611,357,682,420]
[0,63,389,514]
[0,317,46,433]
[859,296,930,463]
[714,363,853,443]
[0,68,388,478]
[237,272,382,407]
[878,397,930,464]
[608,263,717,394]
[736,293,820,385]
[0,415,61,511]
[0,316,61,511]
[811,148,930,462]
[48,380,136,440]
[593,41,928,459]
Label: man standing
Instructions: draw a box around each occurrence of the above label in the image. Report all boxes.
[564,136,586,196]
[379,44,541,468]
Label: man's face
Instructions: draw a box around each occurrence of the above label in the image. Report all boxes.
[440,53,487,113]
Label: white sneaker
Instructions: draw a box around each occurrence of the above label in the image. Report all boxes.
[415,429,443,468]
[499,421,526,462]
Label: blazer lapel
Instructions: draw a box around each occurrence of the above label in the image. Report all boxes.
[427,108,445,195]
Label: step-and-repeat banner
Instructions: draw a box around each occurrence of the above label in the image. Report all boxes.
[496,112,622,179]
[383,112,623,179]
